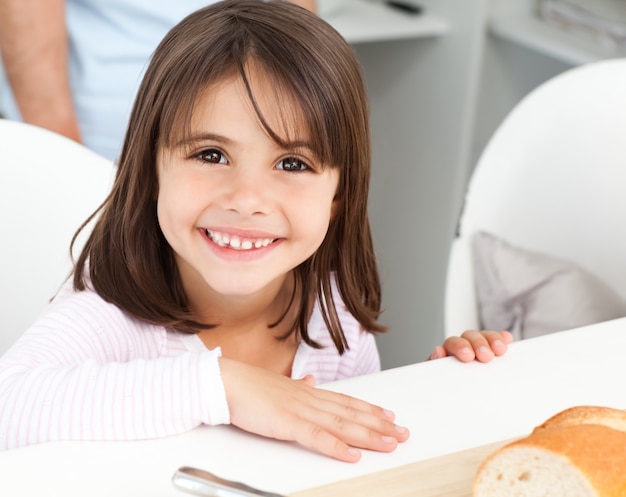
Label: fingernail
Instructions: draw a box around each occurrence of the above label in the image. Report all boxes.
[383,409,395,419]
[382,436,396,444]
[460,347,473,356]
[347,447,361,458]
[395,425,408,435]
[478,346,493,357]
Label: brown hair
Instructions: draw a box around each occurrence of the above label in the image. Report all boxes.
[73,0,386,354]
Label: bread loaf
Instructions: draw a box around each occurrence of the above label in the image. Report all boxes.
[473,406,626,497]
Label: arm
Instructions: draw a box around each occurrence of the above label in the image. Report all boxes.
[0,294,408,460]
[429,330,514,362]
[0,337,229,450]
[0,294,229,450]
[0,0,81,142]
[289,0,317,13]
[0,342,408,461]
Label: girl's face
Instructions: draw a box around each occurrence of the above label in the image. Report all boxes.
[156,73,339,303]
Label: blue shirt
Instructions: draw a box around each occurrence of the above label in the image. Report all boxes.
[0,0,214,161]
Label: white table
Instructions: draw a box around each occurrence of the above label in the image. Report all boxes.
[1,318,625,496]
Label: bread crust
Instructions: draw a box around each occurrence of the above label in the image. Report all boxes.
[473,406,626,497]
[537,405,626,433]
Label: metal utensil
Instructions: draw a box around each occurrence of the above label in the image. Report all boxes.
[172,466,285,497]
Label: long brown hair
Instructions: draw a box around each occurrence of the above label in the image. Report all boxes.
[73,0,386,354]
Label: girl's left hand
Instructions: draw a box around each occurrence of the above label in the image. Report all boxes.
[428,330,513,363]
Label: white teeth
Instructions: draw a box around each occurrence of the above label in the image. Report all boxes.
[205,229,275,251]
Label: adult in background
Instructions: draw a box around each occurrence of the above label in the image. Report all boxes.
[0,0,316,161]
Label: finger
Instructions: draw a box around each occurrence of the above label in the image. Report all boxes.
[458,330,495,362]
[313,389,397,425]
[428,345,447,360]
[485,330,513,356]
[300,389,410,445]
[291,419,363,462]
[295,408,407,458]
[271,390,408,461]
[307,394,410,445]
[467,330,512,358]
[442,336,476,362]
[328,406,409,446]
[298,374,317,387]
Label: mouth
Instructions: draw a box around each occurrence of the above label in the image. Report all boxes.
[204,229,277,251]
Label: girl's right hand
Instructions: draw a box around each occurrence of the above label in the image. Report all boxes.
[218,358,410,462]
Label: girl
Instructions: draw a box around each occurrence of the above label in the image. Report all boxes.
[0,0,511,461]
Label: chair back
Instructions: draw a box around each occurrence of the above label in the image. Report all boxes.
[0,120,115,354]
[445,58,626,336]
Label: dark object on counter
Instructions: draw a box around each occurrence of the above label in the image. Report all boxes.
[385,1,423,15]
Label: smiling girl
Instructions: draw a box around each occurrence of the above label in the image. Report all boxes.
[0,0,510,460]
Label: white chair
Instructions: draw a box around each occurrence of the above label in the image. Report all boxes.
[0,120,115,354]
[444,58,626,338]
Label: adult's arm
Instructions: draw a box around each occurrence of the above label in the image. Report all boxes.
[290,0,317,13]
[0,0,81,142]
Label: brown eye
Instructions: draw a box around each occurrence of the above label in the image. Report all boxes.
[276,157,309,172]
[197,148,227,164]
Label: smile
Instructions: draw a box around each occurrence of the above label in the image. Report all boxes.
[205,229,276,251]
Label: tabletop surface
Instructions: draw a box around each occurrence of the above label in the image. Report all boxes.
[1,317,625,496]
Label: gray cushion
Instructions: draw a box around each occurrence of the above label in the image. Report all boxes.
[472,232,626,339]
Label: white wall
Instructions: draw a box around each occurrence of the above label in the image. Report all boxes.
[365,0,600,369]
[357,0,489,368]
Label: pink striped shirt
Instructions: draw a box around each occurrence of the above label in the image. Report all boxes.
[0,277,380,450]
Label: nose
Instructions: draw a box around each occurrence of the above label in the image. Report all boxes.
[219,166,271,217]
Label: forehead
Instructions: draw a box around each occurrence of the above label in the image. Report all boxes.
[188,68,310,143]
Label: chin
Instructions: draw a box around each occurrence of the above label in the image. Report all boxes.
[208,278,275,298]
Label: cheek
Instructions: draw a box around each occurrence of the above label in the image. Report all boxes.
[295,192,335,242]
[156,175,193,242]
[312,176,340,232]
[156,188,176,244]
[157,169,202,221]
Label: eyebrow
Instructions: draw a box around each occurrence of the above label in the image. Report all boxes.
[284,139,314,151]
[176,132,233,148]
[176,132,315,153]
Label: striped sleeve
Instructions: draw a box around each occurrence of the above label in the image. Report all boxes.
[0,290,229,450]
